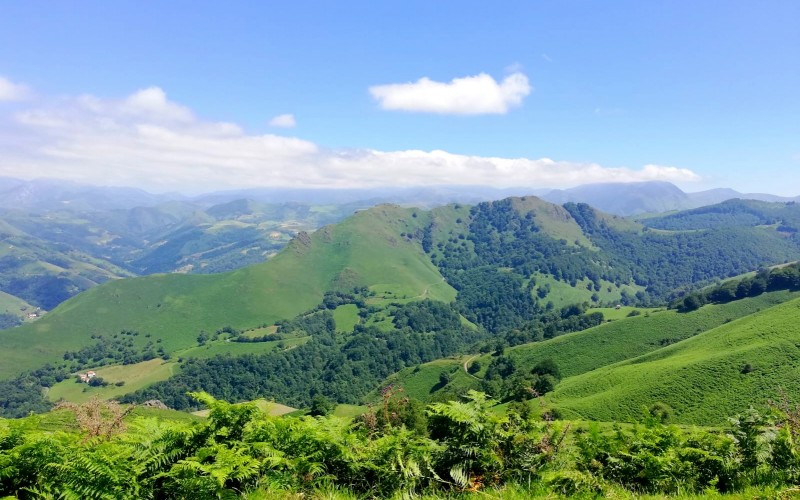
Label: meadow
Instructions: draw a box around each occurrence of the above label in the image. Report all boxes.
[551,295,800,424]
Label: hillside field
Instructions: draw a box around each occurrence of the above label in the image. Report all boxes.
[550,295,800,424]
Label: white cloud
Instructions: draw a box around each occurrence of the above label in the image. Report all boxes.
[0,76,33,102]
[268,113,296,128]
[0,86,701,192]
[369,72,532,115]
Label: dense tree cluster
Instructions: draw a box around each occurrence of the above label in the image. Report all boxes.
[503,304,605,346]
[391,299,463,332]
[425,199,800,335]
[673,262,800,312]
[564,202,800,299]
[0,364,69,417]
[643,199,800,232]
[0,313,22,330]
[62,330,164,366]
[481,357,562,402]
[123,302,486,410]
[446,267,539,333]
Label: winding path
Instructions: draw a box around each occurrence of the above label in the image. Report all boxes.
[463,355,480,379]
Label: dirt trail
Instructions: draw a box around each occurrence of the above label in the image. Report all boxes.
[463,355,480,379]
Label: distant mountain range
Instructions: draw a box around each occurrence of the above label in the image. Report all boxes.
[1,177,796,215]
[1,176,798,318]
[540,181,799,216]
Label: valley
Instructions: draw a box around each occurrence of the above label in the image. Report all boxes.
[2,191,800,418]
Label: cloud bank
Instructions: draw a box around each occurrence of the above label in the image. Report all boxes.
[0,85,701,192]
[369,72,532,115]
[0,76,32,102]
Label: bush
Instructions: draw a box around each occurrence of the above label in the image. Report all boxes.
[467,360,482,374]
[87,377,108,387]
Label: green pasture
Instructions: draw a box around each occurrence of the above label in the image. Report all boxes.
[47,358,179,403]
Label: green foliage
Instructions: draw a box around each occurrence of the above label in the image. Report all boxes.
[356,386,428,436]
[123,303,485,410]
[575,419,739,494]
[480,357,561,402]
[308,395,334,417]
[674,262,800,312]
[427,391,565,489]
[5,392,800,498]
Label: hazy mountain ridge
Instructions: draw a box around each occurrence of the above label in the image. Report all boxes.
[541,181,800,216]
[1,176,797,316]
[3,176,797,216]
[0,198,366,314]
[2,195,799,383]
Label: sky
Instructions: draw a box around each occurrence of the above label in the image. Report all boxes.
[0,1,797,195]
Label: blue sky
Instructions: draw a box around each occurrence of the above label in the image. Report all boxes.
[0,1,797,194]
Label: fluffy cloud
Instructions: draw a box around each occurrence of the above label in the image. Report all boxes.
[369,72,531,115]
[0,76,32,102]
[0,86,701,192]
[268,113,296,128]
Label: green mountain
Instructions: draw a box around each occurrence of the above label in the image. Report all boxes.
[541,181,799,216]
[4,196,800,417]
[0,199,365,313]
[0,204,454,379]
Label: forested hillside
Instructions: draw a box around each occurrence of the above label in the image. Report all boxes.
[3,196,800,419]
[421,197,800,333]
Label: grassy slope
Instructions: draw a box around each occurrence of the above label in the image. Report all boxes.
[378,292,798,404]
[587,306,662,321]
[528,273,645,309]
[47,358,180,403]
[510,196,595,247]
[0,205,455,379]
[380,358,464,402]
[550,295,800,425]
[0,290,34,316]
[500,291,797,380]
[332,304,360,332]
